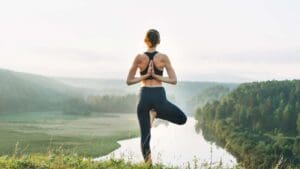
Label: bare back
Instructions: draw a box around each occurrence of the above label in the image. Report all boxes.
[139,52,164,86]
[126,51,177,86]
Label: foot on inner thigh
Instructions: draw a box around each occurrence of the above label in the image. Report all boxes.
[150,109,157,128]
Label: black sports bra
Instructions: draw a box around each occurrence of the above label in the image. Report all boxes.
[140,51,163,80]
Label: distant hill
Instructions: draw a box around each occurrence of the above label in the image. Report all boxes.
[187,85,233,114]
[55,77,134,96]
[0,69,80,113]
[56,77,238,114]
[0,68,238,115]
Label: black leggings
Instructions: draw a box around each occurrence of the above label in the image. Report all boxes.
[137,86,187,161]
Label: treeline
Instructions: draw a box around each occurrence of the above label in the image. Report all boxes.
[195,80,300,169]
[62,94,138,114]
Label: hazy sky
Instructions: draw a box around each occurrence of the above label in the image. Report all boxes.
[0,0,299,82]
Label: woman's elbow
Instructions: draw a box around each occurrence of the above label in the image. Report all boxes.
[171,79,177,85]
[126,79,132,86]
[126,80,132,86]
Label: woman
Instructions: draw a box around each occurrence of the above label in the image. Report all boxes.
[126,29,187,164]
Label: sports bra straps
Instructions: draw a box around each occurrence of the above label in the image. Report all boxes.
[140,51,163,80]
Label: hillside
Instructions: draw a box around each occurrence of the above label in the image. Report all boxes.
[0,69,80,113]
[195,80,300,168]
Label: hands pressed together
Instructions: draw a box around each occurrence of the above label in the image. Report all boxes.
[126,55,177,85]
[145,61,162,81]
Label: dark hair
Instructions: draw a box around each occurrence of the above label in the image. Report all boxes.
[145,29,160,47]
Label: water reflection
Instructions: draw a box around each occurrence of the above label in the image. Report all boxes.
[94,117,236,168]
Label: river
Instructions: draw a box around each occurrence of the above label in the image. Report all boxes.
[94,117,236,168]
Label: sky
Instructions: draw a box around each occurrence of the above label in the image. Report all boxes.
[0,0,299,82]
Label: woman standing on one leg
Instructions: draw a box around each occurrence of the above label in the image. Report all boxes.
[126,29,187,165]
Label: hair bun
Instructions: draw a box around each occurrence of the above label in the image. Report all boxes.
[146,29,160,47]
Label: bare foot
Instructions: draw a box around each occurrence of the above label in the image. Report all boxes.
[150,109,157,128]
[145,153,153,166]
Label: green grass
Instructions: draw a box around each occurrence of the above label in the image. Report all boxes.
[0,128,137,157]
[0,111,139,157]
[0,153,241,169]
[0,154,169,169]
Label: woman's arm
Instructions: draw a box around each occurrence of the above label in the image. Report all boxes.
[126,55,152,85]
[152,55,177,85]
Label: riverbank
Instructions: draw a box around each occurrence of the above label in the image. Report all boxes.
[195,80,300,169]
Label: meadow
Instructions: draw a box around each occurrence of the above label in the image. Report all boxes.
[0,111,139,157]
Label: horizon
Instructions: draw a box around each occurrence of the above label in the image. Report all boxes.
[2,66,299,84]
[0,0,300,82]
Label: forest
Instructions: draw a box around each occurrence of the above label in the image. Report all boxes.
[195,80,300,168]
[62,94,138,114]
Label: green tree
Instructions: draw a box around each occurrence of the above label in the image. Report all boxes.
[297,114,300,135]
